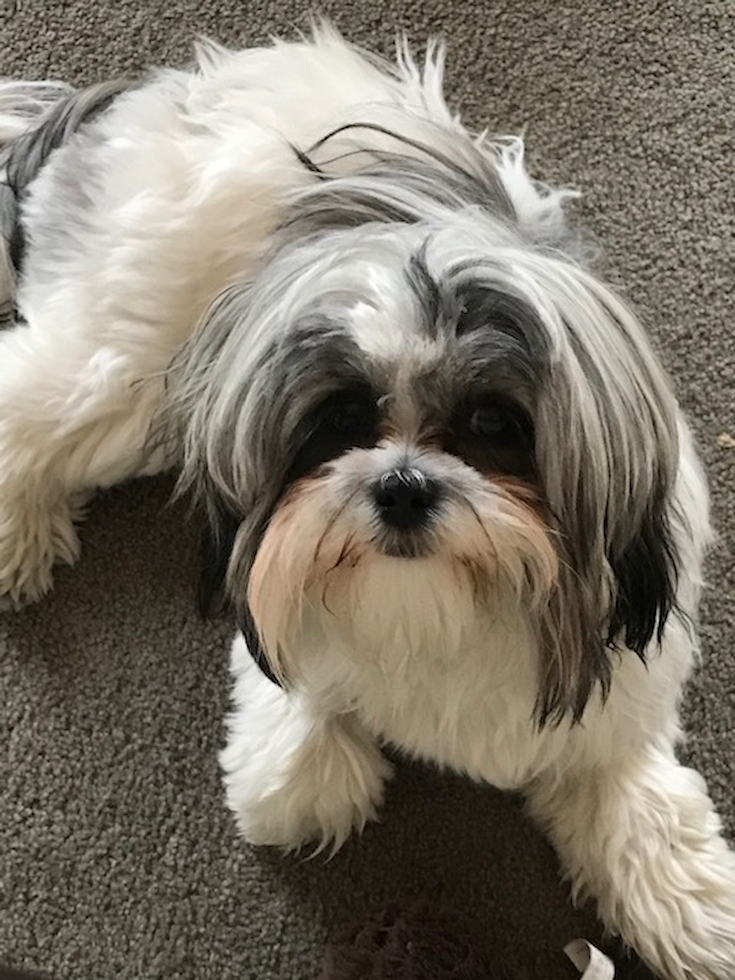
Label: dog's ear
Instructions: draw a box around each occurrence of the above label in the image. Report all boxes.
[531,283,683,725]
[236,601,283,687]
[535,491,679,727]
[196,501,240,618]
[196,500,283,687]
[606,498,679,656]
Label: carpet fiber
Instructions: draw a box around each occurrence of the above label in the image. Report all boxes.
[1,1,733,978]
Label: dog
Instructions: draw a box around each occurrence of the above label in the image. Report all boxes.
[1,25,733,980]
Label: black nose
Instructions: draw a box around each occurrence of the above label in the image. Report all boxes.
[373,468,439,530]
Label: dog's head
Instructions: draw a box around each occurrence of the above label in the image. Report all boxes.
[169,133,680,725]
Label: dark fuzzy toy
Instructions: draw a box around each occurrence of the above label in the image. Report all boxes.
[317,899,521,980]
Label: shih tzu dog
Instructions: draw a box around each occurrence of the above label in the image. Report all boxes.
[1,25,733,980]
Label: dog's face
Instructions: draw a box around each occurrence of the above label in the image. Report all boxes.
[173,157,681,725]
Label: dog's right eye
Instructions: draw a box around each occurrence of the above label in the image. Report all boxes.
[328,398,372,438]
[283,387,379,486]
[315,385,379,445]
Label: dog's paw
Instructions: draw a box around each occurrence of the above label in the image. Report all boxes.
[226,738,392,855]
[220,657,392,854]
[0,496,81,606]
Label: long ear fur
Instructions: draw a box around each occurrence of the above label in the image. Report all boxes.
[196,498,240,618]
[532,272,681,726]
[606,497,679,655]
[535,498,680,727]
[195,495,282,687]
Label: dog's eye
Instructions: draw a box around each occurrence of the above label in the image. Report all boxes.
[468,400,524,444]
[443,396,535,480]
[318,386,379,445]
[469,402,511,439]
[284,388,379,487]
[329,400,371,437]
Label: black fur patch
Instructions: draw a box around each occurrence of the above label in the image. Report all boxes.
[196,500,282,688]
[607,497,680,655]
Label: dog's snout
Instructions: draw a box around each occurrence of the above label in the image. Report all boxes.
[373,468,439,530]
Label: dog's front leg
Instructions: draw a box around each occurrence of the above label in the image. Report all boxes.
[526,743,735,979]
[0,324,170,606]
[220,631,392,854]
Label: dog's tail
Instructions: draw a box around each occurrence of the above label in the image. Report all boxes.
[0,78,133,326]
[0,81,75,324]
[0,80,75,145]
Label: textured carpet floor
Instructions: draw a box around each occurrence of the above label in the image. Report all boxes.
[0,1,733,978]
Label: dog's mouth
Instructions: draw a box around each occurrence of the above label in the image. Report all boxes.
[373,526,438,559]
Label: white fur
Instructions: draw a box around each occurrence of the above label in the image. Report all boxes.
[2,28,733,980]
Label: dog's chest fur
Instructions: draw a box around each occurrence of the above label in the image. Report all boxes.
[298,606,571,789]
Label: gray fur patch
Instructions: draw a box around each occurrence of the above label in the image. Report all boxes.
[281,122,515,246]
[2,79,132,208]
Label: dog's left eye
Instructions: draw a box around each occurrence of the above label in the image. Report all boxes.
[469,402,512,439]
[468,400,525,445]
[444,396,535,480]
[317,385,380,445]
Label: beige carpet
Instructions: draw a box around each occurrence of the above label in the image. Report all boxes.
[1,1,733,977]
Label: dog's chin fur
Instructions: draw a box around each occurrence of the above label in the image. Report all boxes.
[0,24,733,980]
